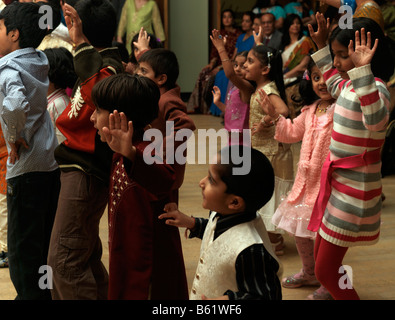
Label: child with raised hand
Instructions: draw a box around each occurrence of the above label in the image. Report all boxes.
[90,73,188,300]
[263,59,335,300]
[307,13,393,300]
[244,43,294,255]
[210,29,254,145]
[159,145,282,300]
[48,0,124,300]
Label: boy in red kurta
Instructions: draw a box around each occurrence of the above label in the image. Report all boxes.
[91,72,188,300]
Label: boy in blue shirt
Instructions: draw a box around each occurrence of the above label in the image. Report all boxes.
[0,1,60,299]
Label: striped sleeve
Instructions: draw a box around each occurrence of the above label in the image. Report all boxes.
[311,46,347,99]
[348,64,390,132]
[225,244,282,300]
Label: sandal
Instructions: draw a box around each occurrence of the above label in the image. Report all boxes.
[282,269,320,289]
[305,286,333,300]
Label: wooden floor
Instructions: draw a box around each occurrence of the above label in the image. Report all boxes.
[1,114,394,300]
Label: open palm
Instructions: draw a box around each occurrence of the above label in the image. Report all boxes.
[348,28,378,68]
[102,110,134,158]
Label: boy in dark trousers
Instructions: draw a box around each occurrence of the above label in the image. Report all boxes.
[47,0,124,300]
[0,1,60,299]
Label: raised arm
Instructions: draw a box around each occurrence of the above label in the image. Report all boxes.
[348,28,389,131]
[210,29,254,102]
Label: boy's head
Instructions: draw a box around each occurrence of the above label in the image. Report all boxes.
[199,145,274,214]
[0,1,49,54]
[91,73,160,141]
[74,0,116,48]
[138,48,179,90]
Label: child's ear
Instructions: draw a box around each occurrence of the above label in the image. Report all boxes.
[261,66,270,76]
[10,29,19,42]
[227,195,245,211]
[157,74,167,87]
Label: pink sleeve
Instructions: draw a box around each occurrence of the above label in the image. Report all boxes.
[274,107,309,143]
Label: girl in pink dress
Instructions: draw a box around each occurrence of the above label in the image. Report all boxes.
[211,50,250,145]
[262,59,336,300]
[210,29,256,146]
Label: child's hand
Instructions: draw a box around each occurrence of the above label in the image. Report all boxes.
[8,138,29,165]
[133,27,151,58]
[210,29,226,51]
[102,110,136,161]
[159,203,196,229]
[212,86,222,106]
[254,26,263,45]
[257,89,276,117]
[308,12,330,50]
[348,28,378,68]
[62,2,89,47]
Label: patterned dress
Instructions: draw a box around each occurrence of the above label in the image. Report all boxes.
[250,82,294,232]
[309,46,390,247]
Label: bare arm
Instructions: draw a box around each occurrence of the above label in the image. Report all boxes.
[210,29,254,102]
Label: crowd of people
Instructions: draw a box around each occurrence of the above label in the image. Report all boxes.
[0,0,394,302]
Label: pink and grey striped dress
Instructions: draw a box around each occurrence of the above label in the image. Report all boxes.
[309,46,390,247]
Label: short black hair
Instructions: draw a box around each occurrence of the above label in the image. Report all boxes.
[329,17,394,82]
[74,0,116,48]
[44,47,77,89]
[139,48,179,90]
[0,1,49,48]
[91,73,160,135]
[216,145,274,212]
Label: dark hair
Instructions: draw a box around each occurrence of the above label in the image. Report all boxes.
[296,58,319,105]
[235,50,248,59]
[91,73,160,135]
[129,32,163,64]
[329,17,394,82]
[243,11,255,23]
[74,0,116,48]
[139,48,179,90]
[112,41,129,63]
[44,47,77,89]
[216,145,274,212]
[40,0,62,33]
[251,45,287,102]
[281,13,304,50]
[0,1,49,48]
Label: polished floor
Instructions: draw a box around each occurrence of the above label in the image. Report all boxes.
[0,114,394,300]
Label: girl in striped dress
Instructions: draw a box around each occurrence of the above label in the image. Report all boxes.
[308,13,393,299]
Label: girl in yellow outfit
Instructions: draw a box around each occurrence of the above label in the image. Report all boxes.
[117,0,165,54]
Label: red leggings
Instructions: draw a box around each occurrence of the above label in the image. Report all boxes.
[314,234,360,300]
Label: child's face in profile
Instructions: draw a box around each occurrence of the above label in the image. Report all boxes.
[137,61,160,86]
[331,39,355,80]
[310,65,332,101]
[0,19,15,58]
[90,107,110,142]
[199,155,234,214]
[244,50,266,82]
